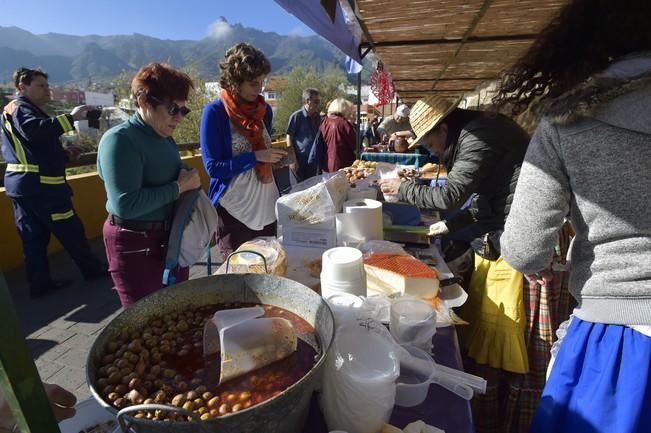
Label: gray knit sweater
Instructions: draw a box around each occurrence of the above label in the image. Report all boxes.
[502,56,651,326]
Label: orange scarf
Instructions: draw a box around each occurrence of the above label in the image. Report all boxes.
[220,89,271,183]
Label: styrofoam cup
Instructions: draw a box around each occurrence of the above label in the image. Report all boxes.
[321,247,365,282]
[321,273,367,298]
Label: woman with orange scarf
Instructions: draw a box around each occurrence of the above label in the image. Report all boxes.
[200,43,286,257]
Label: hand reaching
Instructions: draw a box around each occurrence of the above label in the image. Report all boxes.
[428,221,449,236]
[69,105,95,121]
[0,383,77,430]
[176,167,201,194]
[524,268,554,288]
[255,149,287,164]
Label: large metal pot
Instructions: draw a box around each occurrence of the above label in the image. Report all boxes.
[87,274,335,433]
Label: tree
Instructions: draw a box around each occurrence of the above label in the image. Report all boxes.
[110,71,133,106]
[272,66,348,137]
[172,68,214,147]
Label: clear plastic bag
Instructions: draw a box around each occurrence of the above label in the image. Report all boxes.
[320,321,400,433]
[215,237,287,276]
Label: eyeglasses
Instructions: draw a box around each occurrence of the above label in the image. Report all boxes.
[148,95,191,117]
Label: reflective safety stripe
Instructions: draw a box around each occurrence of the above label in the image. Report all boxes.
[56,114,73,133]
[39,175,66,185]
[3,117,29,165]
[51,210,75,221]
[5,163,39,173]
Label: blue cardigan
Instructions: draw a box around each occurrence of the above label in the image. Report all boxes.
[200,99,273,205]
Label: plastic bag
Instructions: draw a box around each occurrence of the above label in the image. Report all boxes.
[215,237,287,276]
[277,172,348,248]
[378,165,400,203]
[320,321,400,433]
[357,240,408,257]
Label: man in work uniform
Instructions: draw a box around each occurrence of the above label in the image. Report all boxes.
[1,67,107,297]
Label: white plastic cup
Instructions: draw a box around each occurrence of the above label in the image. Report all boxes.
[321,274,366,298]
[321,247,367,297]
[390,298,437,347]
[395,344,435,407]
[321,247,365,281]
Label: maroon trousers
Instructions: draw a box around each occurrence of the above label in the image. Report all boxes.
[216,206,277,259]
[103,219,189,308]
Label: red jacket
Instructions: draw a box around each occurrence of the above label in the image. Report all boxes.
[319,114,356,172]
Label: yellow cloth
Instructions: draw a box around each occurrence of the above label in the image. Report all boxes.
[458,254,529,374]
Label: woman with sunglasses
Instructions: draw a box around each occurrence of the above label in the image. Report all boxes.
[97,62,200,308]
[200,43,286,258]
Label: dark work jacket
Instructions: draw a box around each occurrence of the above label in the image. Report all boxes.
[1,96,75,199]
[399,109,529,235]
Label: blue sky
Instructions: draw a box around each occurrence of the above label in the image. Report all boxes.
[0,0,314,39]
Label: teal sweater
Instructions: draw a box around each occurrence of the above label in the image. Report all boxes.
[97,112,180,221]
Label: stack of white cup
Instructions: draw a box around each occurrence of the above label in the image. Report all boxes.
[320,247,367,299]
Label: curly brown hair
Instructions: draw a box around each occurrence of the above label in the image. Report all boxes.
[492,0,651,116]
[131,63,194,108]
[219,43,271,90]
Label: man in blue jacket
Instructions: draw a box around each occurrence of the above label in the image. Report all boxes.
[1,67,107,297]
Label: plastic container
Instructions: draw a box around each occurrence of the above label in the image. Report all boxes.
[321,323,400,433]
[325,292,367,327]
[390,298,437,348]
[58,397,118,433]
[395,345,434,407]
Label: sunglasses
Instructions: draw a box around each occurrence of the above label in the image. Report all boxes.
[148,95,191,117]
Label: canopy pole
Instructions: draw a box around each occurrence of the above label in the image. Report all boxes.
[356,69,362,156]
[0,273,61,433]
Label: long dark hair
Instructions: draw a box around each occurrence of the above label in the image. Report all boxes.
[492,0,651,116]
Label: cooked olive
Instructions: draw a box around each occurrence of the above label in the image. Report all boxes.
[171,394,186,407]
[202,391,213,401]
[218,403,230,415]
[232,403,242,412]
[182,401,194,411]
[128,389,144,404]
[195,385,208,394]
[108,372,121,384]
[107,392,119,402]
[128,378,142,390]
[163,369,176,378]
[115,384,129,396]
[186,390,199,400]
[207,396,220,409]
[239,391,251,401]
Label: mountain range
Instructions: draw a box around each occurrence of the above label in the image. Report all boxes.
[0,19,349,84]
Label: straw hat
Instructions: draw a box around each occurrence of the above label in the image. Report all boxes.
[407,95,460,148]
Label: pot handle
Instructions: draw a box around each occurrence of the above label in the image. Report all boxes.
[117,403,208,433]
[225,250,269,274]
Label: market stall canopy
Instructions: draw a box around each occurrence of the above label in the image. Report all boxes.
[277,0,569,103]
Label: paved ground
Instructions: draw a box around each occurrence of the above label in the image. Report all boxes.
[5,238,221,402]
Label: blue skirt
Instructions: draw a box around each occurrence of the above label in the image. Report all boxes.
[529,318,651,433]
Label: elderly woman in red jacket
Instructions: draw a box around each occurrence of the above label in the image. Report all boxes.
[318,98,356,172]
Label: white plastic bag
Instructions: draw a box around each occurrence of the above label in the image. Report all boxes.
[277,172,348,248]
[320,321,400,433]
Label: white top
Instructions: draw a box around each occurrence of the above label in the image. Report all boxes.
[219,126,279,231]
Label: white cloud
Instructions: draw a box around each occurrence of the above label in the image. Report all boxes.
[287,26,308,37]
[207,18,233,40]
